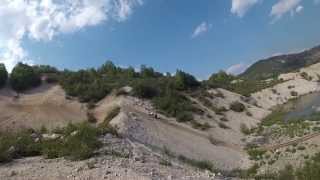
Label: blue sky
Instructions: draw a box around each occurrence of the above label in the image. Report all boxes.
[0,0,320,79]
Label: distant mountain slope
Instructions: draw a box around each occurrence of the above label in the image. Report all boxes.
[240,45,320,80]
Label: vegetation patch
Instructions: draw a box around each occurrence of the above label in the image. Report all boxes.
[261,109,286,126]
[191,121,211,131]
[10,63,41,91]
[246,146,266,161]
[230,101,246,112]
[0,63,8,88]
[178,155,215,172]
[0,122,102,163]
[240,123,252,135]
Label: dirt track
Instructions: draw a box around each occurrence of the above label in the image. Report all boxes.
[263,132,320,151]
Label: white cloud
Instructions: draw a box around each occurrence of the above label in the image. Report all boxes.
[295,5,303,13]
[231,0,259,17]
[113,0,143,21]
[0,0,143,71]
[191,22,212,38]
[270,0,302,21]
[226,63,249,75]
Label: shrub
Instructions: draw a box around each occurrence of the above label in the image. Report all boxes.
[207,70,235,89]
[0,123,102,163]
[218,122,229,129]
[276,165,295,180]
[208,135,223,145]
[10,63,41,91]
[220,117,229,122]
[153,89,195,120]
[174,70,200,90]
[191,121,211,131]
[159,158,172,166]
[300,72,312,81]
[176,112,193,122]
[87,112,97,123]
[42,122,102,160]
[291,91,298,96]
[60,69,111,103]
[0,63,8,88]
[44,74,60,83]
[132,81,158,99]
[178,155,215,172]
[98,106,121,137]
[212,106,227,115]
[33,65,59,74]
[0,134,15,163]
[0,131,42,163]
[247,148,266,161]
[232,164,263,179]
[240,123,251,135]
[103,106,121,124]
[271,89,277,94]
[288,85,295,89]
[230,101,246,112]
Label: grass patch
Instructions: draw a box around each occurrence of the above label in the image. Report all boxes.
[98,106,121,137]
[261,109,286,126]
[191,121,211,131]
[0,122,102,163]
[178,155,215,172]
[246,147,266,161]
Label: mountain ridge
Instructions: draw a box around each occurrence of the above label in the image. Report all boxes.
[240,45,320,80]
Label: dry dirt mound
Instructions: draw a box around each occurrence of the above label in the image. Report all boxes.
[0,84,87,131]
[93,92,259,170]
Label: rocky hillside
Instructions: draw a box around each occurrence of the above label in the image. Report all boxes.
[240,45,320,80]
[2,61,320,179]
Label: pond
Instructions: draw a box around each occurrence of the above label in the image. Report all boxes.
[284,91,320,121]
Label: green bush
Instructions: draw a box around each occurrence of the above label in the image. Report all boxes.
[230,101,246,112]
[132,81,158,99]
[0,63,8,88]
[0,131,42,162]
[33,65,59,74]
[176,112,193,122]
[247,148,266,161]
[240,123,251,135]
[218,122,229,129]
[178,155,215,172]
[0,134,15,163]
[174,70,200,90]
[300,72,312,81]
[191,121,211,130]
[291,91,298,96]
[0,123,102,163]
[152,89,196,120]
[10,63,41,91]
[43,123,102,160]
[98,106,121,137]
[207,70,235,89]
